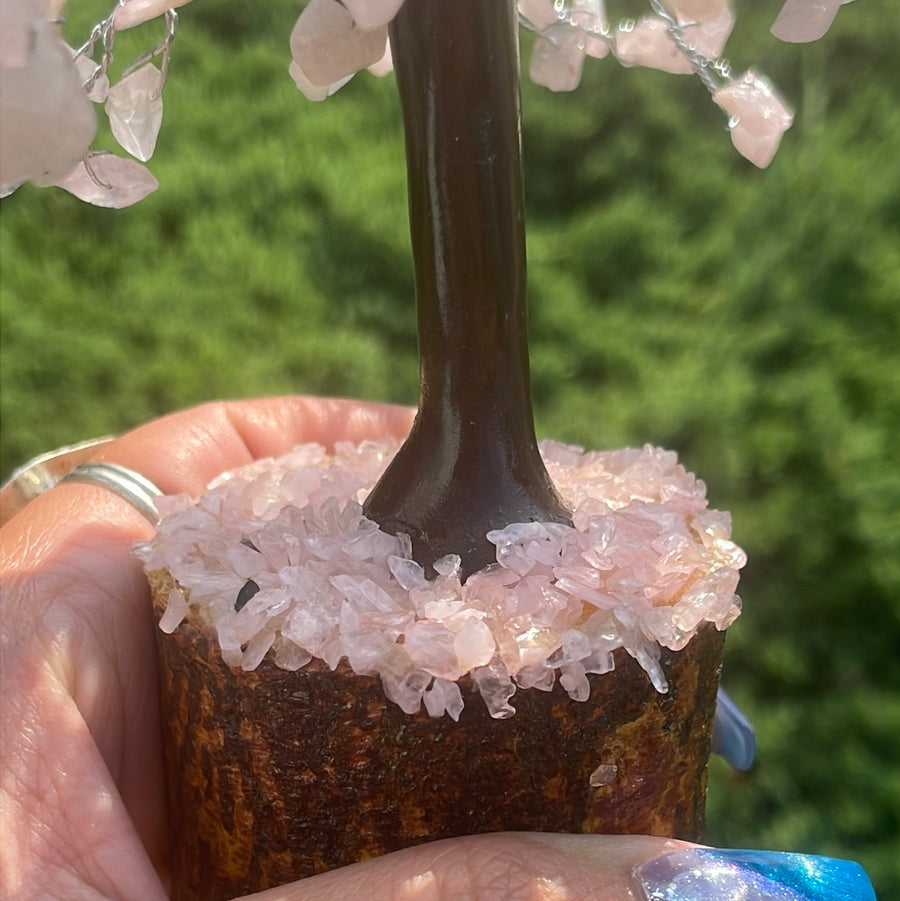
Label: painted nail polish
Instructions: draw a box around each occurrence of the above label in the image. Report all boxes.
[633,848,876,901]
[711,687,756,771]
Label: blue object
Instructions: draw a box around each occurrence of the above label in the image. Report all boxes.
[712,686,757,771]
[633,848,877,901]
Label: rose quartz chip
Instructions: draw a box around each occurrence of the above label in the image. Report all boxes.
[1,0,35,69]
[715,71,794,168]
[274,638,313,671]
[405,622,464,681]
[648,0,736,58]
[521,0,609,66]
[55,154,159,207]
[0,0,67,64]
[288,61,353,102]
[160,588,189,633]
[423,678,464,721]
[567,0,610,60]
[530,28,586,93]
[682,6,734,58]
[614,17,693,74]
[105,63,164,161]
[771,0,842,43]
[113,0,194,30]
[454,618,496,671]
[661,0,731,19]
[74,53,110,102]
[615,3,733,70]
[367,40,394,77]
[589,763,618,786]
[519,0,558,31]
[341,0,405,32]
[290,0,387,88]
[137,439,745,718]
[0,15,96,187]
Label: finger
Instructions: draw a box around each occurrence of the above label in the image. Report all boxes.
[96,395,416,497]
[1,396,414,886]
[0,492,169,879]
[243,833,689,901]
[2,396,415,549]
[0,650,169,901]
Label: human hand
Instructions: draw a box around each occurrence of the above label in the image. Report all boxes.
[0,397,875,901]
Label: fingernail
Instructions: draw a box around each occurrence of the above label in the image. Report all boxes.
[712,687,756,771]
[633,848,876,901]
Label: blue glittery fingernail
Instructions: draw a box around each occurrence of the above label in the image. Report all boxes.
[633,848,876,901]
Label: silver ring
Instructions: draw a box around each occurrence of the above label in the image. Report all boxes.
[1,436,118,526]
[60,463,163,526]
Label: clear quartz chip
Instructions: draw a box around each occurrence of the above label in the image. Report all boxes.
[105,62,164,161]
[560,661,591,700]
[473,662,517,719]
[423,678,464,721]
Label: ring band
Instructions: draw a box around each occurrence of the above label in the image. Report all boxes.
[60,463,163,525]
[0,439,164,528]
[1,436,118,526]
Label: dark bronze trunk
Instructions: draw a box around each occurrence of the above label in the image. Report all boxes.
[363,0,570,580]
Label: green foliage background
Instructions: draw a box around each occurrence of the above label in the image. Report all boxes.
[2,1,898,894]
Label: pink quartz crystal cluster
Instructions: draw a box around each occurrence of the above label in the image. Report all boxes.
[137,439,745,720]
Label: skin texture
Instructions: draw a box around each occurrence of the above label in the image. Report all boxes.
[0,396,694,901]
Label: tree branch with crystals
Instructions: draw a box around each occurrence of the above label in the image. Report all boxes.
[1,0,856,207]
[1,0,185,205]
[289,0,853,166]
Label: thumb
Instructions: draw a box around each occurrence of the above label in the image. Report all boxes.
[242,833,876,901]
[244,833,679,901]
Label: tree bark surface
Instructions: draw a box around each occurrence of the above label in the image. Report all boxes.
[151,571,725,901]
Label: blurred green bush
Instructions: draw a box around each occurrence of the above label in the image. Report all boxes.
[1,0,898,894]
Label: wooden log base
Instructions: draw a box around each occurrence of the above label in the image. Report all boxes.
[150,570,725,901]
